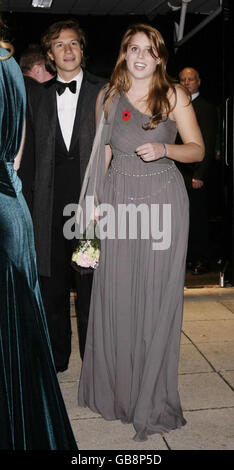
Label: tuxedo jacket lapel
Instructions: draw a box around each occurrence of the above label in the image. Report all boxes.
[44,77,71,154]
[44,77,57,119]
[43,78,57,152]
[55,105,69,154]
[69,74,87,151]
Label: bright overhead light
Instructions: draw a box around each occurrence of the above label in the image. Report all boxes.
[32,0,53,8]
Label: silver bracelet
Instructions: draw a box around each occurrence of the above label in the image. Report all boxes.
[162,143,168,157]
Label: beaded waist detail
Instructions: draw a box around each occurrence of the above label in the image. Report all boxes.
[110,153,175,177]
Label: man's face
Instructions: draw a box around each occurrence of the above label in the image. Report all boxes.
[179,68,200,95]
[47,28,83,79]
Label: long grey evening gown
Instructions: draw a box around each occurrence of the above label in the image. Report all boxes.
[78,94,189,441]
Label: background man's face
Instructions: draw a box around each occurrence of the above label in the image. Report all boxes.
[35,64,54,83]
[48,28,83,79]
[179,68,200,95]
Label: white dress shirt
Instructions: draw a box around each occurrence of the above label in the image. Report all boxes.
[191,91,200,101]
[56,69,83,151]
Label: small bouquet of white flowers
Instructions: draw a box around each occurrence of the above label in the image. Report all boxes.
[71,221,100,274]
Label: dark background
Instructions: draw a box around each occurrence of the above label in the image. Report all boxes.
[3,9,229,284]
[2,10,222,106]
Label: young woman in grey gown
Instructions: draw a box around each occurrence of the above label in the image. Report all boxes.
[0,21,78,450]
[78,24,204,442]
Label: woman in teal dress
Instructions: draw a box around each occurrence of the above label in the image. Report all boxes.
[0,26,78,450]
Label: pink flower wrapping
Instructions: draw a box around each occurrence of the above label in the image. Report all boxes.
[71,223,100,273]
[78,254,92,268]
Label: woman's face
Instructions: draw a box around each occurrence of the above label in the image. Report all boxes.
[125,32,158,82]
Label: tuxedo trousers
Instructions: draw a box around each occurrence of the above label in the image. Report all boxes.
[39,218,93,369]
[39,158,93,370]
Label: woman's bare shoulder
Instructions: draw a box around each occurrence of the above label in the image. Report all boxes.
[167,84,190,108]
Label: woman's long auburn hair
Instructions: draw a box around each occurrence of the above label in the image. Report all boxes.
[103,24,176,129]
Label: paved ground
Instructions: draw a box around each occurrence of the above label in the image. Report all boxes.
[58,287,234,451]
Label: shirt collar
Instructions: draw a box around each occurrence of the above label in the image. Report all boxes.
[57,69,83,87]
[191,91,200,101]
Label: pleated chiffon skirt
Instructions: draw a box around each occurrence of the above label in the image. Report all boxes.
[79,156,189,441]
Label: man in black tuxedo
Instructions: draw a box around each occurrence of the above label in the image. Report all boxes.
[176,67,218,274]
[19,19,105,371]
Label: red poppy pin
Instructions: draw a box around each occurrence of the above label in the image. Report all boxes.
[122,110,131,124]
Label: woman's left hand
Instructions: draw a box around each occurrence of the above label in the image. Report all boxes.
[135,142,165,162]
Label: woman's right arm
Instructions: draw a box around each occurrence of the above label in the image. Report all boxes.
[166,85,205,163]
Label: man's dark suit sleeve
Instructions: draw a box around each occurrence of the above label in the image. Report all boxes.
[192,100,218,181]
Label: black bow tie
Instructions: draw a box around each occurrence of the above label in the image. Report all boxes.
[55,80,77,95]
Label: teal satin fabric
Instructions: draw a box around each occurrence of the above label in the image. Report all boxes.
[0,48,78,449]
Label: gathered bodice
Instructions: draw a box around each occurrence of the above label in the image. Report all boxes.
[109,94,177,176]
[101,94,181,204]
